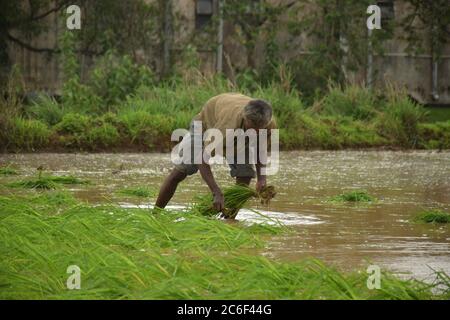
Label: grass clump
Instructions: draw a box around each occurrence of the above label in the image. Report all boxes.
[330,191,376,203]
[6,175,89,190]
[6,177,57,190]
[414,210,450,224]
[0,194,448,300]
[46,175,89,185]
[0,166,18,176]
[117,186,155,198]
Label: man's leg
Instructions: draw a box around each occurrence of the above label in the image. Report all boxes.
[236,176,252,186]
[155,168,187,209]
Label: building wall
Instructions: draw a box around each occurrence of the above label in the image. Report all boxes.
[5,0,450,105]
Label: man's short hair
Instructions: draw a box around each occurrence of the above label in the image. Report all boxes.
[243,99,272,128]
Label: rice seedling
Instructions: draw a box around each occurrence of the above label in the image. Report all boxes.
[0,166,18,176]
[6,177,57,190]
[191,185,278,218]
[414,210,450,224]
[191,185,257,218]
[117,186,155,198]
[329,190,376,203]
[46,175,90,185]
[0,194,448,300]
[5,175,89,190]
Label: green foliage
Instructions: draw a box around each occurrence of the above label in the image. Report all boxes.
[414,210,450,224]
[375,92,428,148]
[6,175,89,190]
[0,166,18,176]
[55,113,120,150]
[88,51,154,108]
[8,118,51,151]
[285,0,393,99]
[117,186,156,198]
[119,111,174,148]
[0,194,448,300]
[401,0,450,58]
[330,191,376,203]
[192,185,258,217]
[26,95,65,126]
[6,177,57,190]
[418,121,450,150]
[60,32,154,114]
[314,84,380,121]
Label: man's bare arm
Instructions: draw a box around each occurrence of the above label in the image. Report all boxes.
[198,162,224,212]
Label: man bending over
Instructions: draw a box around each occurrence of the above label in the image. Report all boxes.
[155,93,276,218]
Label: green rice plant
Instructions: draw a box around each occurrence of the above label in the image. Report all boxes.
[0,166,18,176]
[6,175,89,190]
[45,175,90,185]
[414,210,450,224]
[117,186,155,198]
[0,194,448,300]
[191,185,258,217]
[6,178,57,190]
[329,191,376,203]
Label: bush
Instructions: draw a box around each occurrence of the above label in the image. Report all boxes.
[88,51,154,109]
[7,118,51,151]
[375,93,427,147]
[119,111,174,149]
[55,113,93,135]
[26,95,65,126]
[418,121,450,149]
[414,210,450,224]
[280,112,336,149]
[85,123,121,149]
[314,84,379,121]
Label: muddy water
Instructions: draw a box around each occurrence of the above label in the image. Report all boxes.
[1,151,449,281]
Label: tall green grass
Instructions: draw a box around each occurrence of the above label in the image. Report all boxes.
[330,191,377,203]
[1,70,448,151]
[6,175,89,190]
[0,194,448,300]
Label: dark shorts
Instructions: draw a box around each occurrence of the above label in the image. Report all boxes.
[175,161,256,178]
[174,121,256,178]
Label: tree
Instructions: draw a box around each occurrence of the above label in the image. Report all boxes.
[401,0,450,59]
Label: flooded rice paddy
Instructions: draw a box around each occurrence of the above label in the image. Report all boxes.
[1,151,449,281]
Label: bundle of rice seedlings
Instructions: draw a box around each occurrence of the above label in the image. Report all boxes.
[117,186,155,198]
[6,175,89,190]
[192,185,257,217]
[192,185,277,218]
[6,178,57,190]
[330,190,376,203]
[414,210,450,224]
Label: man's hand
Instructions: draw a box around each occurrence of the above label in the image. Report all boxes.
[213,190,225,212]
[256,176,267,193]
